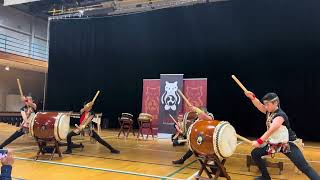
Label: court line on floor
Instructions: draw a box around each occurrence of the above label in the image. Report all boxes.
[14,148,178,168]
[165,159,197,178]
[15,157,184,180]
[71,153,181,168]
[186,170,198,180]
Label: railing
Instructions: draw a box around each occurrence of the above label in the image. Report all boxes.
[0,33,48,61]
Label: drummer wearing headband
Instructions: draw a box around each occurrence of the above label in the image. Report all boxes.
[0,96,37,149]
[172,107,214,164]
[245,92,319,180]
[63,101,120,154]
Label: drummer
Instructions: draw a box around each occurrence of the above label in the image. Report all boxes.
[172,106,214,164]
[63,101,120,154]
[171,114,185,146]
[245,92,319,180]
[0,96,37,149]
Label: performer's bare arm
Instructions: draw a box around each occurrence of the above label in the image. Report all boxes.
[198,113,214,121]
[191,106,214,120]
[20,110,28,122]
[245,91,267,114]
[21,96,37,110]
[260,117,284,141]
[26,101,37,110]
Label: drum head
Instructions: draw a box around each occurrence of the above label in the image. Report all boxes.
[213,121,237,159]
[55,113,70,141]
[28,113,37,137]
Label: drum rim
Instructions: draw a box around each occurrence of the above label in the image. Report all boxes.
[28,112,37,137]
[187,119,197,152]
[54,113,62,141]
[213,121,236,160]
[54,113,70,141]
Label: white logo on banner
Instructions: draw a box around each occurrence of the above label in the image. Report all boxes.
[161,81,181,111]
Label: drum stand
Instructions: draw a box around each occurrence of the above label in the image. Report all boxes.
[195,154,231,180]
[35,138,62,160]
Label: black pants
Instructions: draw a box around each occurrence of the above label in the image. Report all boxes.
[251,142,320,180]
[180,149,193,161]
[0,128,26,149]
[66,130,116,151]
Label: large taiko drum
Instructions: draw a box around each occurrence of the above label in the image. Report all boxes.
[29,112,70,141]
[187,119,237,159]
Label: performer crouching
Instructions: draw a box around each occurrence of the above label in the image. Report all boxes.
[63,101,120,154]
[245,92,319,180]
[0,96,37,149]
[171,114,185,146]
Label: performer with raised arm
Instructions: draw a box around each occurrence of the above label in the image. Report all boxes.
[63,92,120,154]
[232,75,319,180]
[245,92,319,180]
[0,79,37,149]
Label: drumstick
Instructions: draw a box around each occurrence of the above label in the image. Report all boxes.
[91,90,100,104]
[236,134,252,144]
[178,89,204,114]
[177,89,192,107]
[231,75,248,92]
[17,78,24,97]
[169,114,178,125]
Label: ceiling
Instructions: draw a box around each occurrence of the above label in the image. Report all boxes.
[0,0,112,19]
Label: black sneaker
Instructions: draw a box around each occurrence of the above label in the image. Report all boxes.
[62,149,72,154]
[110,149,120,154]
[254,176,271,180]
[172,159,184,164]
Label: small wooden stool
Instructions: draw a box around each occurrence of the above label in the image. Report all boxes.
[247,155,284,175]
[92,113,103,135]
[35,138,62,160]
[118,113,135,138]
[195,155,231,180]
[137,113,154,140]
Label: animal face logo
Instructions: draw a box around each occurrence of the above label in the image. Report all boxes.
[186,87,203,107]
[161,81,181,111]
[145,87,160,119]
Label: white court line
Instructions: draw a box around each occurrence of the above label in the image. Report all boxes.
[186,171,199,180]
[15,156,184,180]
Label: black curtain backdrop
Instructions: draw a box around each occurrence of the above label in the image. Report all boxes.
[48,0,320,141]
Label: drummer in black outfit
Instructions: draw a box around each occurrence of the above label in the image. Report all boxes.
[63,101,120,154]
[245,92,319,180]
[0,96,37,149]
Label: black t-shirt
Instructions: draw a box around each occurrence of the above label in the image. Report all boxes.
[271,108,297,141]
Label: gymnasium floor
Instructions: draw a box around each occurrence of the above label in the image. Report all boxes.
[1,124,319,180]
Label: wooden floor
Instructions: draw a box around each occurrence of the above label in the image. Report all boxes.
[0,124,319,180]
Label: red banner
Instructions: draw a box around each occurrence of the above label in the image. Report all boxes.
[141,79,160,134]
[183,79,208,113]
